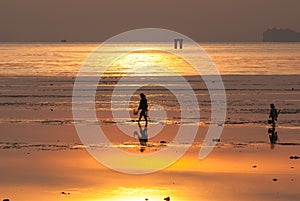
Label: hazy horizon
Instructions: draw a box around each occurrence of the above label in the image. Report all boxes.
[1,0,300,42]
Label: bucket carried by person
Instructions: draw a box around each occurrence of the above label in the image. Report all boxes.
[133,108,139,115]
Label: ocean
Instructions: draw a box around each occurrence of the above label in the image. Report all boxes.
[0,43,299,132]
[0,42,300,76]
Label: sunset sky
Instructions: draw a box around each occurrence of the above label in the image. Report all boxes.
[0,0,300,42]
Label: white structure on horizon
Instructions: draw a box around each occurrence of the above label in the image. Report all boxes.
[174,39,183,49]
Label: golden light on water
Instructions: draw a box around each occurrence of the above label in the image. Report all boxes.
[87,187,176,201]
[107,50,197,76]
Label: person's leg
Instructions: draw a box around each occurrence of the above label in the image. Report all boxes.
[272,117,276,127]
[141,110,148,126]
[144,114,148,127]
[138,112,142,123]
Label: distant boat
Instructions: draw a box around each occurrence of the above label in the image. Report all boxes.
[61,39,67,42]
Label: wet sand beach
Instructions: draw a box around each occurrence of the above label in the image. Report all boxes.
[0,74,299,201]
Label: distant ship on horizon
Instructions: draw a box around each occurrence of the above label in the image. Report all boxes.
[263,28,300,42]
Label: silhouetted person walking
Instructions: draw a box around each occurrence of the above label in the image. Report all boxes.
[138,93,148,126]
[269,104,279,126]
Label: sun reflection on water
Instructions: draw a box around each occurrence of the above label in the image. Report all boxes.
[89,186,176,201]
[106,50,197,76]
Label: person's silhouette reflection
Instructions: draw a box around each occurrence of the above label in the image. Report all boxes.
[267,104,280,149]
[268,127,278,149]
[133,126,148,152]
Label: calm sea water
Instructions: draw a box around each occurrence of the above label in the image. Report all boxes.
[0,42,299,134]
[0,42,300,76]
